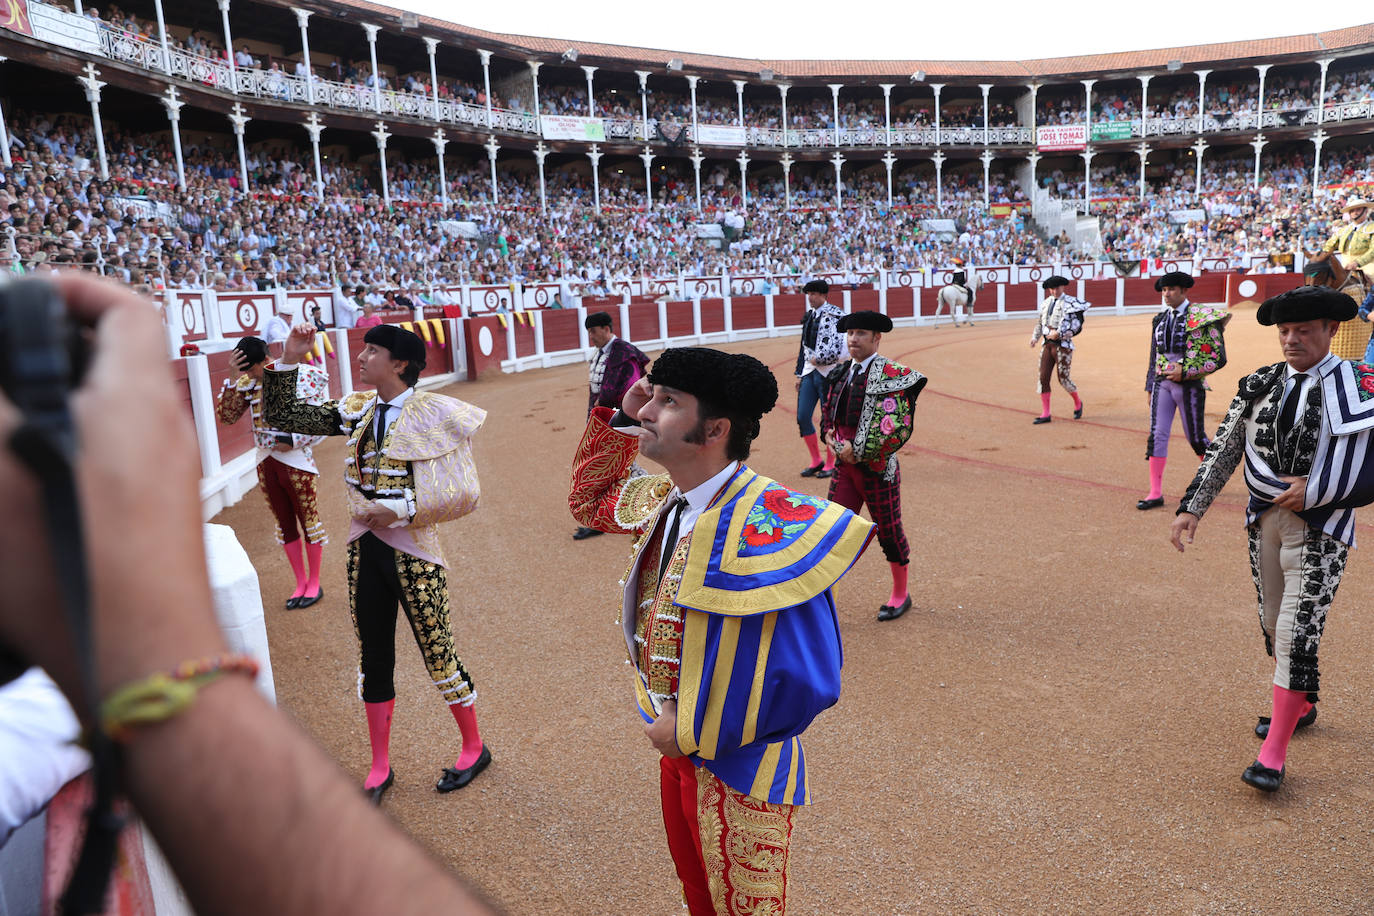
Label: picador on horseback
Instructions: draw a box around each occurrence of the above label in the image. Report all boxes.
[1306,197,1374,359]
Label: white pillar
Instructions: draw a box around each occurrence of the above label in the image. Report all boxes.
[689,147,704,214]
[533,141,549,214]
[229,102,250,195]
[77,63,108,180]
[527,60,543,122]
[980,149,993,210]
[1251,134,1267,189]
[1081,148,1094,213]
[882,150,896,208]
[980,83,992,147]
[880,83,894,146]
[1138,75,1151,138]
[828,83,843,148]
[1195,69,1211,126]
[363,23,382,113]
[932,83,944,145]
[1192,137,1207,198]
[424,38,440,117]
[1316,58,1333,123]
[779,84,790,147]
[1136,143,1149,201]
[303,112,324,196]
[151,0,171,74]
[641,145,655,209]
[372,121,391,206]
[687,75,699,140]
[485,135,500,204]
[932,150,945,208]
[217,0,237,87]
[1028,150,1041,199]
[636,70,650,140]
[587,143,602,213]
[161,86,186,192]
[570,65,592,118]
[1028,82,1039,147]
[780,152,793,210]
[733,79,745,126]
[1255,63,1270,124]
[478,49,493,125]
[292,8,315,104]
[1312,129,1328,200]
[737,150,750,213]
[0,58,11,169]
[431,128,449,207]
[1082,78,1096,142]
[831,151,844,209]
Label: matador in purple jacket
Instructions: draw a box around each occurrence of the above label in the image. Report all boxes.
[575,310,651,540]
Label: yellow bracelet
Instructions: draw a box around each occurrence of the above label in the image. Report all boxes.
[99,653,260,742]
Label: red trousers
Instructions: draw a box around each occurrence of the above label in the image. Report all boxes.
[827,461,909,565]
[257,456,325,546]
[659,755,793,915]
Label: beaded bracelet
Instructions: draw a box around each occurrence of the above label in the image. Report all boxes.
[99,653,260,742]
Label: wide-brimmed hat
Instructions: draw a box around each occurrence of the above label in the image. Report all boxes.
[1342,198,1372,213]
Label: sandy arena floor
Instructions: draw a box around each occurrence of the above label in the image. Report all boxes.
[212,306,1374,914]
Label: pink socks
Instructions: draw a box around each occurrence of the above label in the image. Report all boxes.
[282,538,308,600]
[449,702,485,769]
[1039,392,1052,418]
[888,562,909,607]
[1071,392,1083,411]
[304,541,324,597]
[364,700,394,789]
[822,443,836,471]
[1257,685,1312,771]
[1147,456,1167,501]
[802,433,822,465]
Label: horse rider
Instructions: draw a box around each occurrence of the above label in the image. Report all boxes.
[948,257,975,311]
[1317,198,1374,359]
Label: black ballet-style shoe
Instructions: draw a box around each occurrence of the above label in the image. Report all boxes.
[294,587,324,609]
[1241,760,1284,793]
[1073,405,1083,419]
[1136,497,1166,511]
[1255,706,1317,739]
[815,467,836,478]
[572,526,604,540]
[365,769,394,805]
[877,596,912,621]
[285,596,301,609]
[436,745,492,793]
[1032,416,1052,425]
[800,463,824,477]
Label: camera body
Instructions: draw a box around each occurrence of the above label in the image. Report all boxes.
[0,278,89,686]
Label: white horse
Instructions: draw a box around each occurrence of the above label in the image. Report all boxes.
[933,269,984,327]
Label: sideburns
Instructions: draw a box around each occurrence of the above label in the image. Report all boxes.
[682,416,708,446]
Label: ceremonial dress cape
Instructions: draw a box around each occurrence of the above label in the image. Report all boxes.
[1180,356,1374,546]
[215,362,329,473]
[1145,303,1230,391]
[570,408,874,805]
[820,356,927,481]
[589,337,650,413]
[264,369,485,567]
[1030,294,1089,351]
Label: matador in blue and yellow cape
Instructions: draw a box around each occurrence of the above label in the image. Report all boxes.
[569,346,873,916]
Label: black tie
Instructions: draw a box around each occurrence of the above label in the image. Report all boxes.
[1278,373,1306,439]
[658,496,689,584]
[374,402,389,446]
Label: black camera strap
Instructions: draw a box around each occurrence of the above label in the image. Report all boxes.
[10,426,122,915]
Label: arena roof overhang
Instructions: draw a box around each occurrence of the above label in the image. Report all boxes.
[273,2,1374,84]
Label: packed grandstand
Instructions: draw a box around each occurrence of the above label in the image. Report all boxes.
[0,3,1372,302]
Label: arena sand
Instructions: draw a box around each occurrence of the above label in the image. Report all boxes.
[214,307,1374,914]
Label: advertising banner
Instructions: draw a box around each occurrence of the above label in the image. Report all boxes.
[29,2,99,53]
[1090,121,1133,141]
[693,124,747,146]
[540,115,606,142]
[0,0,33,37]
[1037,124,1086,152]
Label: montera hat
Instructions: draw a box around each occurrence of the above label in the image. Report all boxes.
[1042,275,1070,290]
[363,323,427,371]
[1255,285,1358,326]
[802,279,830,295]
[1154,271,1195,291]
[837,310,893,333]
[647,347,778,421]
[232,335,269,367]
[584,310,614,329]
